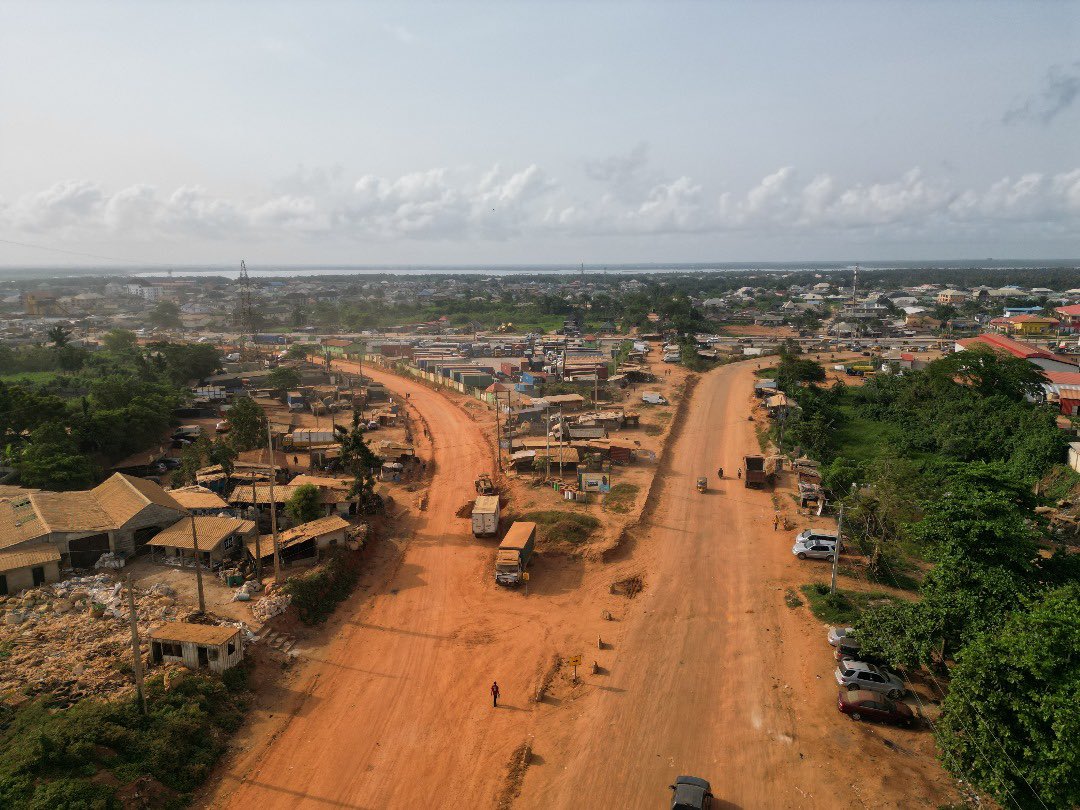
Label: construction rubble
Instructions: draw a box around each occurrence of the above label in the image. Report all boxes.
[0,574,249,708]
[252,586,292,622]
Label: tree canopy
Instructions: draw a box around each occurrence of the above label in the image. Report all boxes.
[285,484,323,525]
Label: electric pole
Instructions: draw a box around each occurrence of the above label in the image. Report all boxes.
[126,575,147,715]
[266,418,283,583]
[189,512,206,613]
[830,504,844,594]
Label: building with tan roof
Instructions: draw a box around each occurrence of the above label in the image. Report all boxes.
[0,543,61,595]
[168,485,230,514]
[0,473,186,568]
[146,515,255,568]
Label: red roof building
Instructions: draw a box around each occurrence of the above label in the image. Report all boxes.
[955,334,1078,373]
[1054,304,1080,333]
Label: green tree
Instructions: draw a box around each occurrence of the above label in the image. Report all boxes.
[173,438,210,487]
[46,325,71,348]
[266,366,302,390]
[936,584,1080,809]
[102,329,139,353]
[931,346,1048,401]
[18,423,97,490]
[286,344,309,360]
[335,413,381,513]
[225,397,268,452]
[285,483,323,524]
[148,301,182,329]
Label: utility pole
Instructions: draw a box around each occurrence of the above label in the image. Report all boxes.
[545,404,551,479]
[189,512,206,613]
[251,476,262,581]
[266,418,283,583]
[495,392,502,472]
[830,504,844,594]
[558,407,564,478]
[126,575,147,715]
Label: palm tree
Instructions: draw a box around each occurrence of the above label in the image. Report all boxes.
[46,325,71,348]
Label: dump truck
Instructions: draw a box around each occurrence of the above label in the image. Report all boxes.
[743,454,771,489]
[495,521,536,586]
[471,494,500,537]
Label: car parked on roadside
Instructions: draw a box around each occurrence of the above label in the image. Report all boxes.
[669,775,714,810]
[835,661,905,699]
[837,689,915,727]
[792,538,837,560]
[796,528,839,547]
[834,639,864,662]
[827,626,854,646]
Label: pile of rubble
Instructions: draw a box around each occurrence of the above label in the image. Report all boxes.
[251,586,291,622]
[0,575,236,707]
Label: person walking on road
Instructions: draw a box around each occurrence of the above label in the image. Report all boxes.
[717,467,724,480]
[773,514,780,531]
[491,681,500,708]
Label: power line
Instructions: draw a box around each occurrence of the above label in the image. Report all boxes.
[0,236,147,266]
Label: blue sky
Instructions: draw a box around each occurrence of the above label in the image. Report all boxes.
[1,0,1078,265]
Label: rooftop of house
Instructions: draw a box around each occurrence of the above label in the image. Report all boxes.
[146,516,254,551]
[149,621,241,645]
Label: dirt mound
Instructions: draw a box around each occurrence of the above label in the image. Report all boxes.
[455,500,474,519]
[496,740,534,810]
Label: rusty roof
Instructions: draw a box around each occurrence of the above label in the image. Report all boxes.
[228,484,300,505]
[30,491,114,534]
[0,542,60,573]
[149,621,241,645]
[146,516,254,550]
[168,486,229,511]
[90,473,183,526]
[0,498,50,551]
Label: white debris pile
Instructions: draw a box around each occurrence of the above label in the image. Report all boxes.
[231,579,263,603]
[0,575,220,707]
[251,589,291,622]
[93,552,126,570]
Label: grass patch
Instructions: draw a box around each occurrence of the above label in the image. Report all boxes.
[754,424,769,452]
[784,588,804,608]
[0,370,62,385]
[0,668,248,808]
[643,423,662,436]
[799,583,895,625]
[522,510,601,544]
[1039,463,1080,502]
[756,366,778,379]
[603,483,640,514]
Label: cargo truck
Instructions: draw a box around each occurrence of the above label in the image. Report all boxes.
[471,495,500,537]
[743,454,771,489]
[495,521,536,586]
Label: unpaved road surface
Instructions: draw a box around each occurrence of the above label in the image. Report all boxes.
[518,361,957,808]
[208,360,957,809]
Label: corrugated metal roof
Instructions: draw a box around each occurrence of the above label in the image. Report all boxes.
[147,516,254,550]
[168,486,229,510]
[0,542,60,572]
[149,621,240,645]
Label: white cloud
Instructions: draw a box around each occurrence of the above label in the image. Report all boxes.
[3,164,1079,250]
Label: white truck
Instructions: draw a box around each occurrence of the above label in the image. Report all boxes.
[471,495,500,537]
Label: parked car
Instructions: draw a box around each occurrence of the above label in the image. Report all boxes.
[160,457,182,470]
[827,626,854,646]
[797,528,839,547]
[835,661,905,699]
[669,775,714,810]
[833,639,865,662]
[837,689,915,727]
[792,538,837,560]
[215,420,230,433]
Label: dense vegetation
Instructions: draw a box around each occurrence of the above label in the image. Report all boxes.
[284,549,362,624]
[0,333,220,490]
[0,670,248,809]
[773,345,1078,807]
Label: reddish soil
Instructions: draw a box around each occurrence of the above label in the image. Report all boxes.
[202,359,960,809]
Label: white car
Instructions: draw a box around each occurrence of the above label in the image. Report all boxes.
[792,538,836,560]
[828,626,855,647]
[835,661,905,699]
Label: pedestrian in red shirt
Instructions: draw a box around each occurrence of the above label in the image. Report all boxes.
[491,681,500,708]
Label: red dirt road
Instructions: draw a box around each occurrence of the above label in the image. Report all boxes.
[207,360,958,809]
[518,361,958,808]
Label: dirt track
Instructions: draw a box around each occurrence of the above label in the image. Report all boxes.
[207,360,958,809]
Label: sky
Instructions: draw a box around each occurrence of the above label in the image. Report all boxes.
[0,0,1078,267]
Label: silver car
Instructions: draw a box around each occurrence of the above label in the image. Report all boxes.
[834,661,905,699]
[791,539,836,560]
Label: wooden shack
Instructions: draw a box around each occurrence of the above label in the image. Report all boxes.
[149,621,244,673]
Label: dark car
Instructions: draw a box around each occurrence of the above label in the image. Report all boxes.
[670,775,713,809]
[837,689,915,727]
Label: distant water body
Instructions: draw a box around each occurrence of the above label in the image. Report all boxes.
[0,259,1076,282]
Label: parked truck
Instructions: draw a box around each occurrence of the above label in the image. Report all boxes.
[286,391,306,412]
[471,495,501,537]
[743,454,771,489]
[495,521,536,586]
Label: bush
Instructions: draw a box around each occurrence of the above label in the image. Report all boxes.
[603,483,639,514]
[522,511,601,545]
[284,550,361,624]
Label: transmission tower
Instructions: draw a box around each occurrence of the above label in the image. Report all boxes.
[236,259,255,348]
